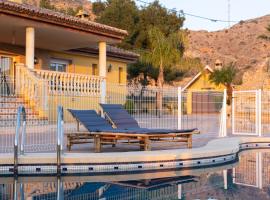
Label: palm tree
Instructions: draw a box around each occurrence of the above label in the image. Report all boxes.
[142,27,186,115]
[209,63,237,105]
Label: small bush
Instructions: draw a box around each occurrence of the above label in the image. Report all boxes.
[124,100,135,114]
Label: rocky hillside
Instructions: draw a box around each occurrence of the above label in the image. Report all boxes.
[22,0,93,17]
[186,15,270,89]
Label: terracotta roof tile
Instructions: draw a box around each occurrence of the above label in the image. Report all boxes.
[0,0,128,39]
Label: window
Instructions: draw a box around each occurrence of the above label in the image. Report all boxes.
[92,64,98,76]
[50,59,68,72]
[0,56,12,75]
[118,67,124,84]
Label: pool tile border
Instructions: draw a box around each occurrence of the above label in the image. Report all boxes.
[1,137,270,175]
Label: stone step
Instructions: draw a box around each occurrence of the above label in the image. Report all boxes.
[0,102,27,108]
[0,119,49,127]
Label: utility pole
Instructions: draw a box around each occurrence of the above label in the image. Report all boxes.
[228,0,231,28]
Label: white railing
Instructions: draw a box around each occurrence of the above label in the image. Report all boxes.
[16,64,48,118]
[34,69,104,96]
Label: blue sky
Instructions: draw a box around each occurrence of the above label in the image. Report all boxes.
[136,0,270,31]
[91,0,270,31]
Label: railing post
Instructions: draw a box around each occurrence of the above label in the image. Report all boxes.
[257,152,263,189]
[14,106,26,175]
[20,183,25,200]
[256,89,262,137]
[219,89,227,137]
[14,107,21,175]
[57,106,64,176]
[223,89,227,137]
[100,78,106,104]
[223,169,228,190]
[20,113,26,155]
[177,87,182,130]
[231,91,235,135]
[13,177,18,200]
[57,176,64,200]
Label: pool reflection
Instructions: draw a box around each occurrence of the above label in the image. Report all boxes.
[1,150,270,200]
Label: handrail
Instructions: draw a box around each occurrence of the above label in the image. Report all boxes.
[14,106,26,175]
[57,105,64,175]
[33,68,102,79]
[33,68,105,96]
[16,64,48,118]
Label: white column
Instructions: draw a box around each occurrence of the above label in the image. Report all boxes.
[25,27,35,70]
[99,41,107,104]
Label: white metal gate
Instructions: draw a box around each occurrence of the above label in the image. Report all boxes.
[232,90,261,136]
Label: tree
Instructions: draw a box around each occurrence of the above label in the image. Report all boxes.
[95,0,139,49]
[66,7,77,16]
[209,63,237,105]
[143,27,186,87]
[128,61,158,86]
[95,0,191,84]
[142,27,187,115]
[92,0,106,16]
[134,1,184,49]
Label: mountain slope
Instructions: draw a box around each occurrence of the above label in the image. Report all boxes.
[186,15,270,89]
[22,0,93,14]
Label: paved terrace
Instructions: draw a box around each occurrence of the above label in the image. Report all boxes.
[0,114,236,153]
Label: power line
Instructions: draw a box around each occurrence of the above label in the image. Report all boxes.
[135,0,239,23]
[228,0,231,27]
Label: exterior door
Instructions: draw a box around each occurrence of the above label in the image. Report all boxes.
[0,56,13,95]
[192,91,221,113]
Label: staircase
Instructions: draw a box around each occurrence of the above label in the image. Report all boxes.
[0,96,48,127]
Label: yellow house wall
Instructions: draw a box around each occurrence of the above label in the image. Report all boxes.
[48,95,101,122]
[0,44,128,85]
[1,45,130,121]
[44,52,128,121]
[48,51,127,85]
[186,72,226,114]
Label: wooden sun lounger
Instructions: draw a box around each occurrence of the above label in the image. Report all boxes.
[67,122,199,152]
[66,109,199,152]
[92,130,199,152]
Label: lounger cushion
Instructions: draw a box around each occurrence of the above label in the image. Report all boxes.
[68,109,114,132]
[100,104,140,129]
[100,104,198,134]
[68,109,198,134]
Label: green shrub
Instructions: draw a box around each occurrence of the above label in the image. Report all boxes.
[124,100,135,114]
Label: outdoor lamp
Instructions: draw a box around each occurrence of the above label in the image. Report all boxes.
[34,57,39,65]
[108,64,112,72]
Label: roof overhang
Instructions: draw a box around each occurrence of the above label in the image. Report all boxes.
[68,46,139,63]
[0,0,128,51]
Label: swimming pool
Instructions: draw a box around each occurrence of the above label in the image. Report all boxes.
[1,149,270,200]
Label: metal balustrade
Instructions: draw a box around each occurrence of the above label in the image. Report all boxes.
[57,106,64,175]
[0,82,226,153]
[14,106,26,175]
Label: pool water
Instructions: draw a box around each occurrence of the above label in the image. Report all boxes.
[1,150,270,200]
